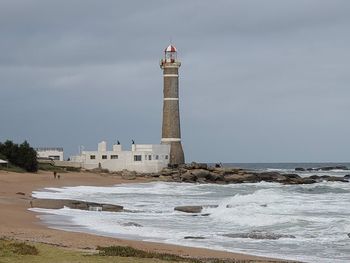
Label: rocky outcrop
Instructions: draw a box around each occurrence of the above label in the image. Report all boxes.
[174,206,203,213]
[223,231,296,240]
[121,170,137,180]
[295,165,348,172]
[30,198,123,212]
[155,162,350,185]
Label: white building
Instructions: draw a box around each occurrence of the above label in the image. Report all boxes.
[70,141,170,173]
[36,147,64,161]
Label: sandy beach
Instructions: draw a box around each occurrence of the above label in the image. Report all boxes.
[0,170,295,262]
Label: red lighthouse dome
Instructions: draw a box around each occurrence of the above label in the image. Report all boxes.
[164,44,177,62]
[165,45,177,52]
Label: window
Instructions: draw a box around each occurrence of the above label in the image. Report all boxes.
[134,155,142,161]
[102,155,107,160]
[90,155,96,160]
[148,155,152,160]
[155,155,159,160]
[165,155,168,160]
[111,155,118,159]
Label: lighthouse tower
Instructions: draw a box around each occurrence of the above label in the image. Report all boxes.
[160,44,185,165]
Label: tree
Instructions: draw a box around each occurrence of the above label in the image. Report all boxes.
[0,140,38,172]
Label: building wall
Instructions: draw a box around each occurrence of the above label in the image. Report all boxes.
[36,148,64,161]
[70,143,170,173]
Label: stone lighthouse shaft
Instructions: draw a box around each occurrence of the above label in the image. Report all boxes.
[160,45,185,165]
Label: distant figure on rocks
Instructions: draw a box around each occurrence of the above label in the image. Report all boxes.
[53,171,57,179]
[215,163,222,168]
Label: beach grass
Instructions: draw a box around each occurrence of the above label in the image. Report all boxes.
[0,239,275,263]
[0,239,184,263]
[0,164,26,173]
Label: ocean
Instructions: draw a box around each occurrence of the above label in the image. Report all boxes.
[31,163,350,263]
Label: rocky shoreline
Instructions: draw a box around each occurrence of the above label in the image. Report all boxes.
[120,162,350,185]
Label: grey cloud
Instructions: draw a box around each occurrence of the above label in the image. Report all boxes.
[1,0,350,162]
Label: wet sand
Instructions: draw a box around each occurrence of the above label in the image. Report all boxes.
[0,170,296,262]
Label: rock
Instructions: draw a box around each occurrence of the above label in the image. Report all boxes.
[347,233,350,238]
[190,169,211,179]
[309,175,320,179]
[122,222,142,227]
[184,236,205,239]
[224,173,259,183]
[223,231,296,240]
[284,174,301,179]
[30,198,123,212]
[317,166,348,171]
[344,174,350,179]
[180,171,197,183]
[189,162,208,170]
[286,178,317,185]
[121,170,137,180]
[16,192,25,196]
[256,172,290,183]
[174,206,203,213]
[102,204,124,212]
[326,177,349,183]
[295,167,305,171]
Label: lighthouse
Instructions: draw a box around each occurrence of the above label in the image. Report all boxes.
[160,44,185,165]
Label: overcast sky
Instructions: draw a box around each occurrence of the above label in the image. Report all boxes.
[1,0,350,163]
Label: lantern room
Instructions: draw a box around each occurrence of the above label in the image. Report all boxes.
[164,44,177,62]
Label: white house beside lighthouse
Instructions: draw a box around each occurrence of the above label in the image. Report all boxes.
[69,45,184,173]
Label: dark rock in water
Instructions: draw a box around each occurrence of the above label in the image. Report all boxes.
[260,204,268,207]
[317,166,348,171]
[30,198,123,212]
[306,168,314,171]
[344,174,350,179]
[184,236,205,240]
[286,178,317,185]
[256,172,283,182]
[347,233,350,238]
[224,173,259,183]
[309,175,320,179]
[295,167,305,171]
[326,177,349,183]
[174,206,203,213]
[223,231,296,240]
[122,222,142,227]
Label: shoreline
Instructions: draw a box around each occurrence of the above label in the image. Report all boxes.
[0,170,297,262]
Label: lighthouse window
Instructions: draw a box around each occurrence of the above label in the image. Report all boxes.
[148,155,152,160]
[90,155,96,160]
[165,155,169,160]
[102,155,107,159]
[111,155,118,159]
[134,155,142,161]
[155,155,159,160]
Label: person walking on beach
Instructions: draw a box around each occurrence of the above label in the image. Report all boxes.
[53,171,57,179]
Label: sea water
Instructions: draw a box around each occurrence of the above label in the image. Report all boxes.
[31,163,350,263]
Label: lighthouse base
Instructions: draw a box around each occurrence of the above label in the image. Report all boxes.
[162,141,184,165]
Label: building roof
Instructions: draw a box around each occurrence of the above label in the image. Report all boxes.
[0,159,8,164]
[165,44,177,52]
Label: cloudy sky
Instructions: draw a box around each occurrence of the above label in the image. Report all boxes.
[1,0,350,163]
